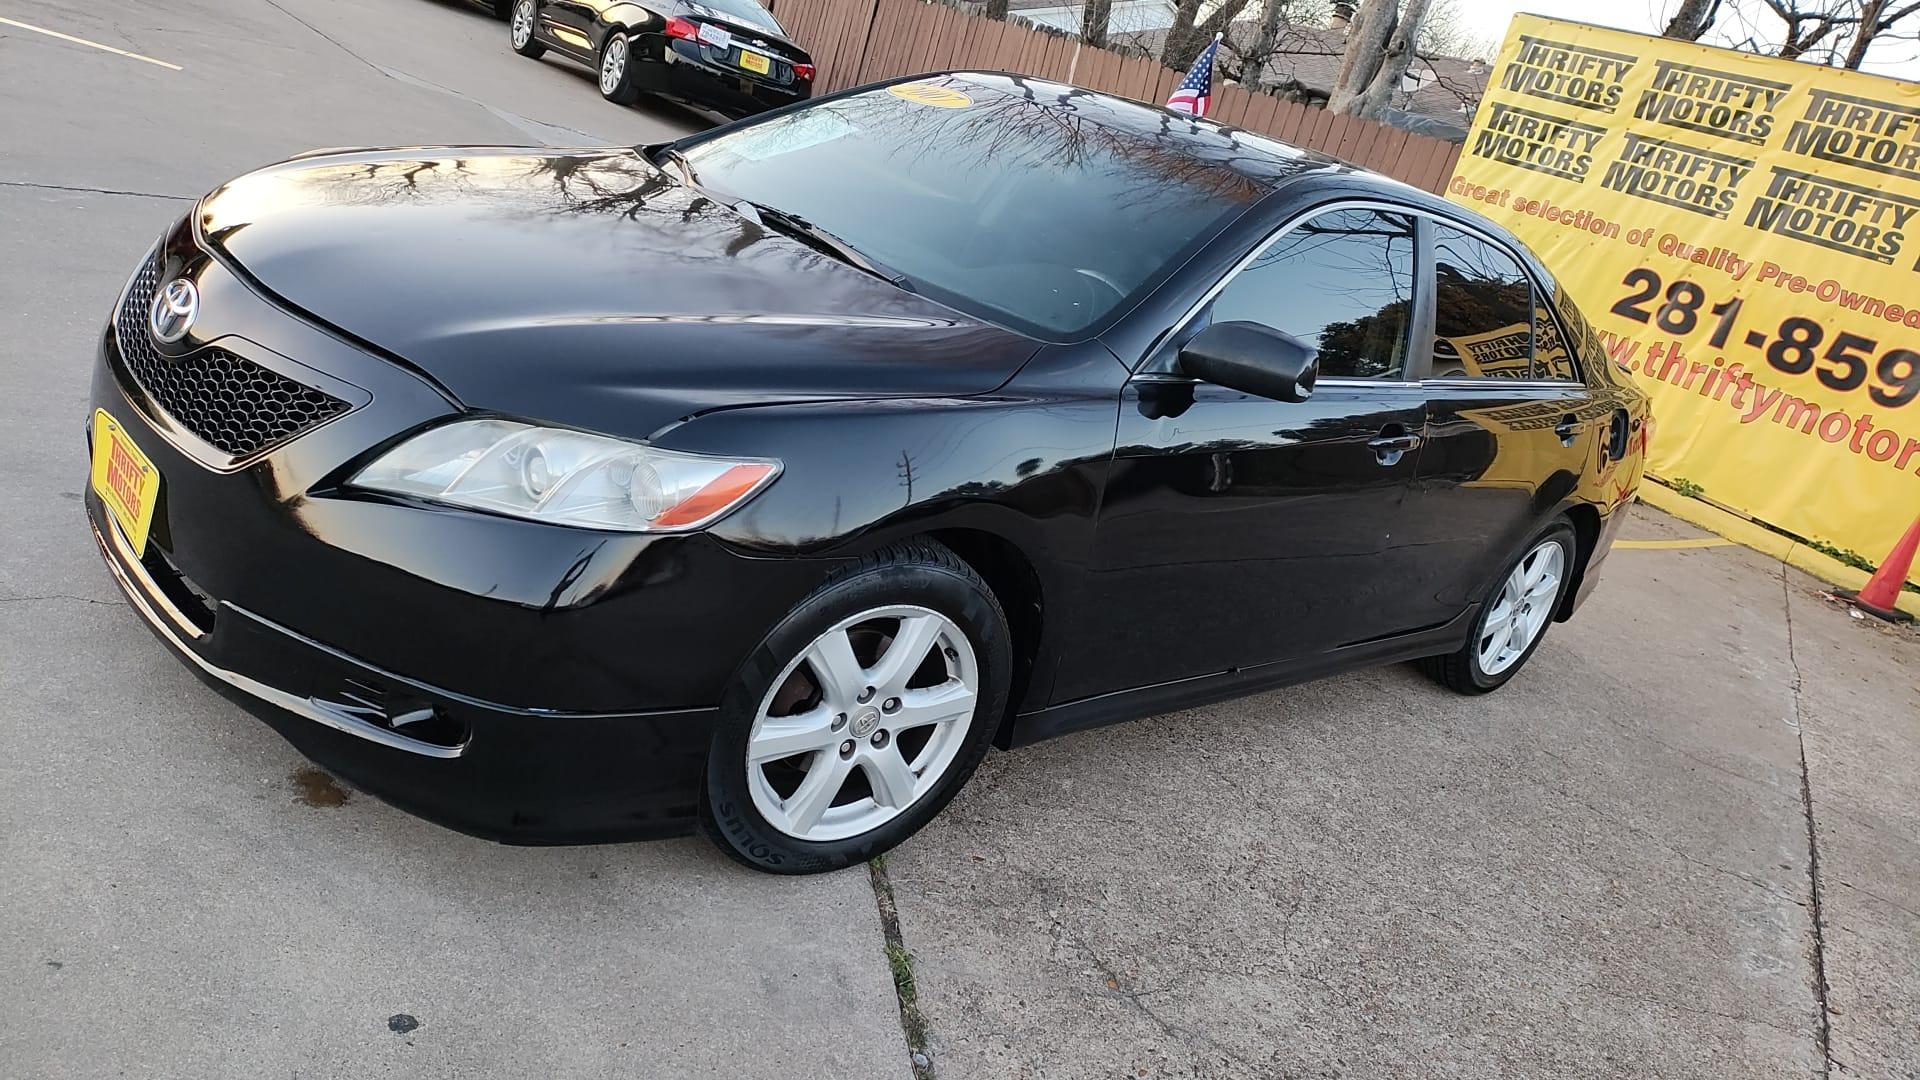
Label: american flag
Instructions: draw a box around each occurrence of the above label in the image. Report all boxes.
[1166,34,1220,118]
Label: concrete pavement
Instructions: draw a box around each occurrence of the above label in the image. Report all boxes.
[3,3,1916,1076]
[886,511,1919,1078]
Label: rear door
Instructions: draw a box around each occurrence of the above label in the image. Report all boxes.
[1411,219,1597,621]
[542,0,599,54]
[1059,205,1435,700]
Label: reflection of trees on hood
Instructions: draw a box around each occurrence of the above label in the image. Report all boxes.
[246,149,835,275]
[276,156,482,208]
[524,153,679,220]
[267,150,683,220]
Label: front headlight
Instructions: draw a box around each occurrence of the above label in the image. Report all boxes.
[351,419,780,532]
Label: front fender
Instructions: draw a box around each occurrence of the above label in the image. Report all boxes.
[653,390,1121,711]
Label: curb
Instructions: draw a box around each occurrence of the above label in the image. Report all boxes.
[1637,481,1920,619]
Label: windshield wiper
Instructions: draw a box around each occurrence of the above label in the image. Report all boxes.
[653,146,698,184]
[647,150,914,292]
[734,200,915,293]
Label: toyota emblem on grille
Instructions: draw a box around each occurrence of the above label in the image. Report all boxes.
[150,277,199,344]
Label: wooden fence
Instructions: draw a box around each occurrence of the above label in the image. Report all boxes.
[762,0,1463,193]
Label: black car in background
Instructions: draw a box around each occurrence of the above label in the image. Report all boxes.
[508,0,812,117]
[85,74,1646,874]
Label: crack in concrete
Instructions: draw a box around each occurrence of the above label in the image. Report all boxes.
[258,0,604,147]
[867,857,936,1080]
[373,64,608,147]
[1783,565,1835,1080]
[0,593,122,607]
[0,179,194,201]
[1076,942,1268,1075]
[258,0,382,74]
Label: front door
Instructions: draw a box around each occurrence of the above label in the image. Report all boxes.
[1058,206,1434,701]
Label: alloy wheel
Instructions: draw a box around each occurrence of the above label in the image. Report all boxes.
[600,35,628,95]
[1477,539,1564,676]
[746,605,979,842]
[511,0,533,48]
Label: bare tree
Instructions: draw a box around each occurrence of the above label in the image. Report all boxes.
[1665,0,1920,65]
[1839,0,1920,65]
[1228,0,1342,87]
[1766,0,1852,57]
[1327,0,1437,117]
[1163,0,1258,69]
[1081,0,1114,47]
[1415,0,1489,58]
[1240,0,1295,85]
[1663,0,1722,38]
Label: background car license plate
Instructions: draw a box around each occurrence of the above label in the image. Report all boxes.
[739,49,771,75]
[89,408,160,556]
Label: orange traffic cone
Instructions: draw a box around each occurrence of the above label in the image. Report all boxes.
[1840,513,1919,622]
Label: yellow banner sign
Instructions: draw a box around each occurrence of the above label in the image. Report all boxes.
[1450,16,1920,582]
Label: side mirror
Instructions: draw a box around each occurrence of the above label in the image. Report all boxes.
[1177,321,1319,403]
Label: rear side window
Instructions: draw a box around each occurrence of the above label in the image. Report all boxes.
[1208,208,1417,379]
[1431,224,1535,380]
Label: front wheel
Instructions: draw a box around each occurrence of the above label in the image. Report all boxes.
[508,0,545,57]
[700,541,1011,874]
[1420,522,1575,694]
[597,32,641,104]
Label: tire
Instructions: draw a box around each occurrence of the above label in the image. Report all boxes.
[1420,520,1576,695]
[508,0,545,57]
[699,540,1011,874]
[596,31,641,105]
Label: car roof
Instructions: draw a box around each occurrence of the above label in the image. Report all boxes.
[927,73,1511,240]
[890,73,1560,312]
[932,71,1371,195]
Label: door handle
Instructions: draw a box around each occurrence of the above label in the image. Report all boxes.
[1553,414,1589,447]
[1367,428,1423,467]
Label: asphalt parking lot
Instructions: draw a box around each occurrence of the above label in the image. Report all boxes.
[4,2,1918,1077]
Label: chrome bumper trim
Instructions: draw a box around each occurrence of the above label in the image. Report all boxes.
[91,517,465,760]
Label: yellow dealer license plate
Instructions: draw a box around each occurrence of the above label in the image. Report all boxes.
[739,49,770,75]
[90,409,160,556]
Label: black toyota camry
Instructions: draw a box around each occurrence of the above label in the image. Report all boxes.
[86,73,1646,873]
[508,0,812,118]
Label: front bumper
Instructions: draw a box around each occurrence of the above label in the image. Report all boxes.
[89,496,715,842]
[83,228,841,842]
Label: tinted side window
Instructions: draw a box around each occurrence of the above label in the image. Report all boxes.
[1533,305,1578,381]
[1432,224,1534,379]
[1208,208,1416,379]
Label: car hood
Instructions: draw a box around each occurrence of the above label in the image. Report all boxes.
[197,147,1038,438]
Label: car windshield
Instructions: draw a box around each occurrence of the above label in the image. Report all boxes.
[675,75,1278,338]
[684,0,782,34]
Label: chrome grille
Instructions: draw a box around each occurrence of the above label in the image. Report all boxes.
[116,254,350,457]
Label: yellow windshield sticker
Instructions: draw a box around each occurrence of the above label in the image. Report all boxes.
[887,82,972,109]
